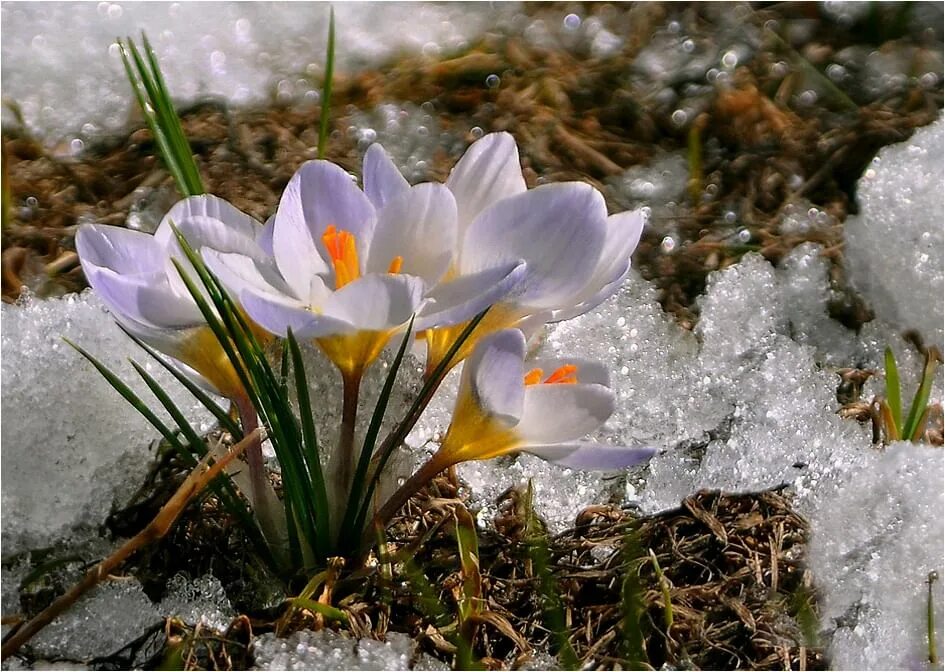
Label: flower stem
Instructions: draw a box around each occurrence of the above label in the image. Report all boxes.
[234,394,268,513]
[332,369,362,540]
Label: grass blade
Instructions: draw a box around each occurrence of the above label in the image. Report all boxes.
[523,482,580,670]
[66,338,184,453]
[318,7,335,159]
[354,307,491,535]
[117,324,242,439]
[287,330,331,558]
[904,348,941,441]
[141,33,204,195]
[118,39,189,193]
[884,346,902,434]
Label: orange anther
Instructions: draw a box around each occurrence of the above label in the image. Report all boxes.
[322,224,360,289]
[523,368,544,386]
[543,364,578,385]
[387,255,404,274]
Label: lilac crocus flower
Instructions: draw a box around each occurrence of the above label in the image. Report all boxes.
[76,195,273,400]
[366,132,648,372]
[431,328,656,470]
[203,155,525,379]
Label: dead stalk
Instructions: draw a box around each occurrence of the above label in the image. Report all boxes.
[0,428,264,661]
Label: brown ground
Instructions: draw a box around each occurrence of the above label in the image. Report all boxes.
[2,2,942,669]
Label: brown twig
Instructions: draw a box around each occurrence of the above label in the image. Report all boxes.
[0,427,264,661]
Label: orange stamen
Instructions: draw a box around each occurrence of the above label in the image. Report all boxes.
[387,255,404,274]
[322,224,361,289]
[543,364,578,385]
[523,368,544,386]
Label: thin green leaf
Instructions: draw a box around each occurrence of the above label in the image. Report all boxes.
[354,307,491,535]
[141,33,204,195]
[66,338,184,454]
[287,330,331,557]
[170,226,328,562]
[290,597,348,623]
[884,346,902,434]
[649,549,674,632]
[118,324,242,439]
[453,505,482,626]
[317,7,335,160]
[523,482,580,670]
[118,39,189,193]
[620,529,649,670]
[904,348,941,441]
[339,316,415,545]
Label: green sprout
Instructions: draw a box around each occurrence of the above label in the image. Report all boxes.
[318,7,336,160]
[118,33,204,197]
[876,345,942,444]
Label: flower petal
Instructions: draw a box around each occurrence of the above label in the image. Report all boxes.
[272,160,374,296]
[322,273,425,331]
[550,209,645,321]
[523,442,657,470]
[414,261,527,330]
[447,131,526,232]
[516,383,615,443]
[239,287,353,339]
[366,183,457,284]
[76,224,166,274]
[460,182,608,310]
[548,263,630,322]
[464,328,527,425]
[363,143,409,210]
[84,264,203,328]
[155,194,262,248]
[202,249,310,304]
[257,215,276,256]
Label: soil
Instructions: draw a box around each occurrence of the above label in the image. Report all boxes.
[2,2,942,669]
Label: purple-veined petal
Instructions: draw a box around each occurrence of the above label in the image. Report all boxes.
[272,160,375,297]
[257,215,276,256]
[163,214,273,298]
[239,287,353,339]
[523,442,656,470]
[460,182,608,311]
[446,132,526,233]
[203,249,310,304]
[366,183,457,285]
[523,358,610,387]
[363,143,409,210]
[548,262,630,322]
[76,224,166,274]
[550,209,646,320]
[84,264,203,329]
[414,261,527,330]
[321,273,425,331]
[154,194,262,248]
[464,328,527,425]
[516,383,615,444]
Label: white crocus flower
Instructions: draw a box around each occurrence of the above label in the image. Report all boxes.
[76,195,273,400]
[430,328,656,470]
[366,132,648,374]
[203,159,459,380]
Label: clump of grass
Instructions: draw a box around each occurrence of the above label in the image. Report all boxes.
[875,345,942,444]
[118,33,204,197]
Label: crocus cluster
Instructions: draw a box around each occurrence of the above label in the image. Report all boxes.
[77,132,653,547]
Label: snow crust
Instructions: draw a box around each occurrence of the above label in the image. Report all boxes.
[251,629,448,671]
[0,291,211,558]
[1,2,519,143]
[843,115,944,349]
